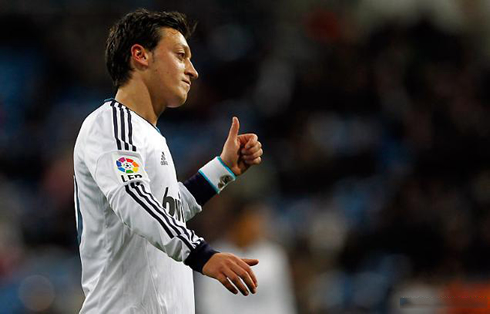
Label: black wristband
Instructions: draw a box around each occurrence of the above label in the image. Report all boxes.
[184,241,219,273]
[183,172,217,205]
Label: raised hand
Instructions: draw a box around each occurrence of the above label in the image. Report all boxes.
[220,117,263,176]
[202,252,259,295]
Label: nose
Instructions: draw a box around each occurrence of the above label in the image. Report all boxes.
[186,60,199,80]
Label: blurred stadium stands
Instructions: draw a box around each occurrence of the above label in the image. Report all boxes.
[0,0,489,313]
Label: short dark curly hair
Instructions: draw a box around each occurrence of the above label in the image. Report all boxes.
[105,9,196,88]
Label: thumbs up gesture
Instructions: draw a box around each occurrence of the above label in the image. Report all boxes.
[220,117,263,176]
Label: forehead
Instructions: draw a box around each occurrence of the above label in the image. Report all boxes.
[157,27,189,50]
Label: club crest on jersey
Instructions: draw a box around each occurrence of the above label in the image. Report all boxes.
[218,174,234,189]
[116,156,143,182]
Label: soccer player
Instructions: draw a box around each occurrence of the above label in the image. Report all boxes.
[73,9,263,313]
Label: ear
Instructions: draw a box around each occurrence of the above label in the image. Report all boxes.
[130,44,149,68]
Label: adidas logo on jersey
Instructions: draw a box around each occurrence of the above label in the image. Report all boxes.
[161,152,168,165]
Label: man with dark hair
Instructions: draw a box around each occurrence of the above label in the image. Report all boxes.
[73,8,263,313]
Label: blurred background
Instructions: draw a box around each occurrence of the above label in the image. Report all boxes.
[1,0,489,313]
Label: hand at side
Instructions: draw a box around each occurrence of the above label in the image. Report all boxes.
[202,252,259,296]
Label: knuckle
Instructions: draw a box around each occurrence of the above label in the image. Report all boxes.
[218,266,227,273]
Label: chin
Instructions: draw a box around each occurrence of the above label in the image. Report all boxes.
[168,96,187,108]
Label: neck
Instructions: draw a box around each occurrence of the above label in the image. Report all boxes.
[114,79,165,126]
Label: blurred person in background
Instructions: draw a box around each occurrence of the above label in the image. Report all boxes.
[196,200,296,314]
[73,9,263,313]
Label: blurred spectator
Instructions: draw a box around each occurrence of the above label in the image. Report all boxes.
[196,200,296,314]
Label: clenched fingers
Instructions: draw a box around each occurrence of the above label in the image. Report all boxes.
[244,157,261,165]
[242,149,263,161]
[245,134,258,148]
[241,141,262,154]
[238,133,258,148]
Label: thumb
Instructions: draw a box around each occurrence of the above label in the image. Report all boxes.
[242,258,259,266]
[227,116,240,142]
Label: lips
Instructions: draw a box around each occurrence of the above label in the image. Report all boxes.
[182,80,191,87]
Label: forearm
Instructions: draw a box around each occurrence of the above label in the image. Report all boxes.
[181,156,236,220]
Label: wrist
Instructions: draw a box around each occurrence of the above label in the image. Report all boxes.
[184,241,219,274]
[219,154,233,172]
[217,156,235,176]
[198,156,236,193]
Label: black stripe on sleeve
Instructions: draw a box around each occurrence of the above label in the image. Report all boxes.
[74,175,83,245]
[118,104,130,151]
[131,183,195,250]
[125,185,177,240]
[189,228,199,244]
[126,184,196,252]
[111,101,136,151]
[110,101,122,150]
[183,172,217,206]
[137,183,197,246]
[139,184,197,242]
[126,107,137,152]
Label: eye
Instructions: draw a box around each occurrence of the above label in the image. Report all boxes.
[177,52,185,60]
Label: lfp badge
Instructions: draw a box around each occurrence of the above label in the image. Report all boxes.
[116,157,140,173]
[115,157,143,183]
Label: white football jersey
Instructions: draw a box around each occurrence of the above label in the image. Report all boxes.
[73,99,235,313]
